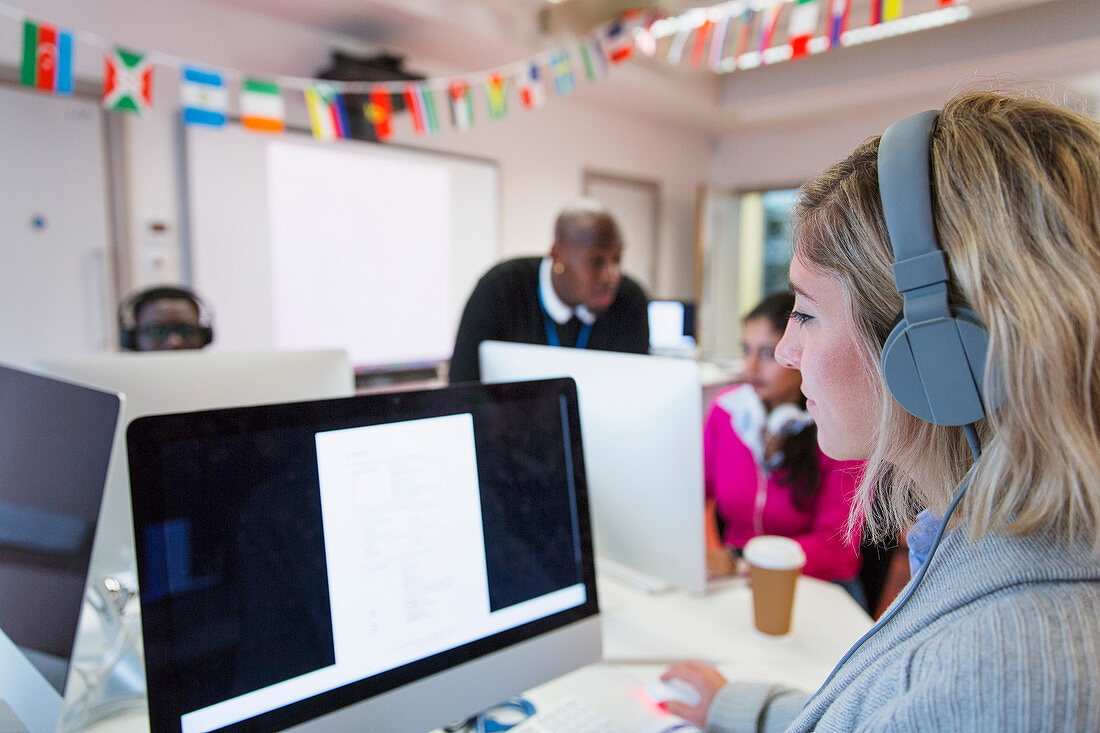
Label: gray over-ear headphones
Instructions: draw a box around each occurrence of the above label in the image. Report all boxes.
[878,110,994,426]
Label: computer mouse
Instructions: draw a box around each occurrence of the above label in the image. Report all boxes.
[644,677,701,707]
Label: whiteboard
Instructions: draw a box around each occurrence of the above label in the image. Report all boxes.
[184,124,500,369]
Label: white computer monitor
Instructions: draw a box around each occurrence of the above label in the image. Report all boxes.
[479,341,707,594]
[35,349,355,585]
[648,300,696,352]
[0,364,121,731]
[125,378,600,732]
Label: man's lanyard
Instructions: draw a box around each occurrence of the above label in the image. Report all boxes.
[539,281,591,349]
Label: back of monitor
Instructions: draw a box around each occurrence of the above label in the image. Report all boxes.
[479,342,706,593]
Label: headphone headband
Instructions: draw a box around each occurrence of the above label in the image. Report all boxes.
[878,110,992,426]
[118,285,214,350]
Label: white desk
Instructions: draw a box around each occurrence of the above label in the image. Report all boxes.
[50,571,870,732]
[490,572,872,731]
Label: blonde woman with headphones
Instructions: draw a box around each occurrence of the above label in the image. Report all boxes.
[661,91,1100,730]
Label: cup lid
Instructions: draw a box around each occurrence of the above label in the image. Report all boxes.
[743,535,806,570]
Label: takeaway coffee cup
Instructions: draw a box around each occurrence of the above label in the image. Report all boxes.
[743,535,807,636]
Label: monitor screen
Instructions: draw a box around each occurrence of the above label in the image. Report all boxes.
[126,378,600,733]
[648,300,696,351]
[479,342,706,594]
[0,363,120,730]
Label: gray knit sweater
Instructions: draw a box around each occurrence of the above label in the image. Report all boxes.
[707,528,1100,731]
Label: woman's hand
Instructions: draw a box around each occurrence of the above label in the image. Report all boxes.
[659,660,728,728]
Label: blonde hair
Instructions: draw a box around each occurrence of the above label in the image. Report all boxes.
[795,91,1100,549]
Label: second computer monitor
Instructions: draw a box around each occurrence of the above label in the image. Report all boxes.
[35,349,355,583]
[479,341,706,593]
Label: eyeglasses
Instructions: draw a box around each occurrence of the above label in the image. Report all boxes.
[138,323,201,342]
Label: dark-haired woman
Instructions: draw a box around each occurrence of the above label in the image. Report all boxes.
[705,292,863,588]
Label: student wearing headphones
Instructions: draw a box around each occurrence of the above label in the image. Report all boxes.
[704,292,862,593]
[662,91,1100,730]
[118,285,214,352]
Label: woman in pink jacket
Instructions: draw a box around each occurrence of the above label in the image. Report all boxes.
[706,292,863,592]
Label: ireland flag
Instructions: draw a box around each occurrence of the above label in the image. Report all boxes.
[103,47,153,114]
[241,77,285,133]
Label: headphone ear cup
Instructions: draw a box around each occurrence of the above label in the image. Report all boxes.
[198,325,214,347]
[881,307,991,426]
[119,328,137,351]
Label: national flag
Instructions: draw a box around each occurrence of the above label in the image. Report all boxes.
[240,77,284,133]
[870,0,883,25]
[21,20,73,94]
[828,0,852,47]
[667,24,692,64]
[448,81,474,130]
[883,0,904,21]
[364,87,393,141]
[485,73,508,120]
[602,19,634,63]
[758,1,785,54]
[103,47,153,115]
[550,51,575,97]
[634,26,657,57]
[689,20,713,67]
[735,7,757,58]
[578,36,607,81]
[518,63,546,110]
[708,16,733,70]
[180,66,227,127]
[305,83,350,141]
[404,83,439,135]
[788,0,821,60]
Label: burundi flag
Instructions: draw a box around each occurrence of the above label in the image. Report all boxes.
[364,87,393,141]
[404,83,439,135]
[788,0,821,59]
[550,51,575,97]
[305,83,350,141]
[449,81,474,130]
[103,47,153,115]
[485,73,508,120]
[21,20,73,94]
[180,66,227,127]
[518,63,546,110]
[240,77,284,133]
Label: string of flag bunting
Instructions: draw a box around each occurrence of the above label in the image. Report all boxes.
[640,0,970,72]
[4,0,970,144]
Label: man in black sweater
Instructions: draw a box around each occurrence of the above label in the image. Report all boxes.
[448,199,650,383]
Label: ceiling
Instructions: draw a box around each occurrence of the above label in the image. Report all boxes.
[208,0,1100,133]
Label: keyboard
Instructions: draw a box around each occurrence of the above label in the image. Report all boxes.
[509,697,630,733]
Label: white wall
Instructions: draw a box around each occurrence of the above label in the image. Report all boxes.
[6,0,711,302]
[707,0,1100,191]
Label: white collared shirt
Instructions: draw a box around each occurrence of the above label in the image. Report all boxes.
[539,257,596,325]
